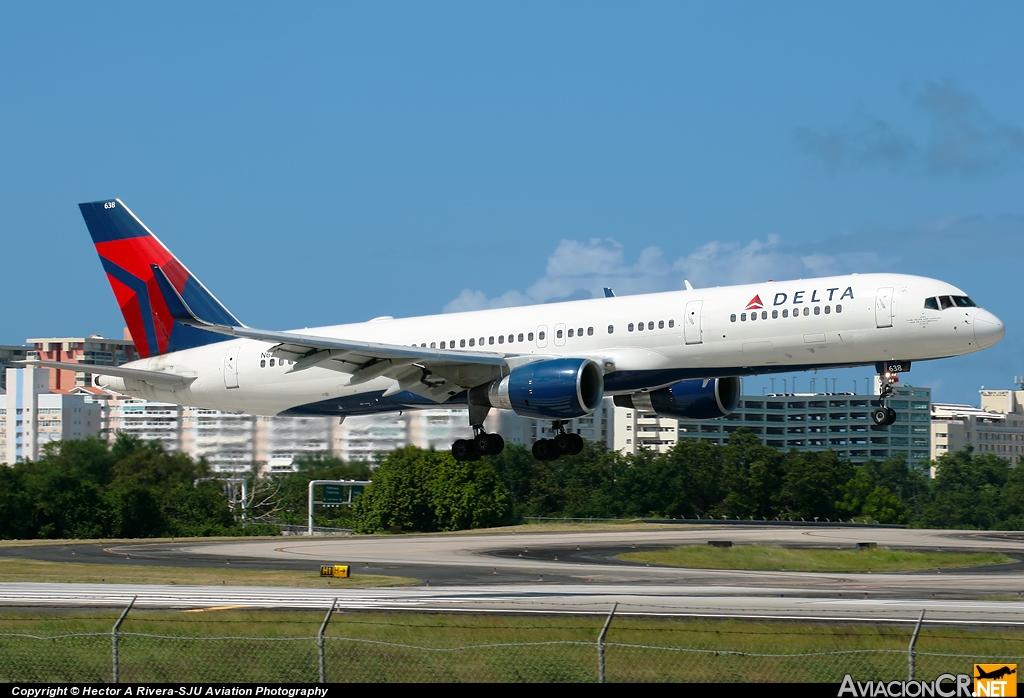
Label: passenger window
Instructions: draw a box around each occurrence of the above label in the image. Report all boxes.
[489,336,494,345]
[479,337,484,345]
[469,338,475,347]
[772,310,778,319]
[628,323,635,331]
[668,320,674,328]
[567,328,574,338]
[557,329,563,339]
[924,297,939,310]
[803,307,810,316]
[260,359,266,368]
[421,343,427,347]
[939,296,954,309]
[578,327,583,336]
[460,339,466,347]
[658,320,665,329]
[536,331,543,340]
[814,306,820,315]
[730,314,737,322]
[761,311,767,320]
[518,333,524,342]
[430,342,436,348]
[607,325,614,334]
[508,334,514,343]
[824,306,830,314]
[498,335,504,344]
[648,321,654,330]
[587,327,594,336]
[783,309,789,318]
[836,304,842,313]
[751,312,757,321]
[440,341,446,349]
[269,359,275,367]
[741,313,747,321]
[637,322,644,331]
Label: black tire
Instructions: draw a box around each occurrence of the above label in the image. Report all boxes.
[885,407,898,426]
[486,433,505,456]
[871,408,888,425]
[569,433,584,455]
[474,432,492,455]
[532,439,555,461]
[452,439,474,461]
[554,432,574,455]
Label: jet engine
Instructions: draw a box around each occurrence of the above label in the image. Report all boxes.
[475,357,605,420]
[613,376,740,420]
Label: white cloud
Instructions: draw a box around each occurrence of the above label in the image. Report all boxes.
[443,233,885,312]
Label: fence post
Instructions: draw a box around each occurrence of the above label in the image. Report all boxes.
[318,598,338,684]
[111,596,137,684]
[908,609,925,682]
[597,602,617,684]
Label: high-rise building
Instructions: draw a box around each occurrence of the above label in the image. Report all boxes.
[2,367,103,464]
[26,333,139,391]
[0,345,31,391]
[661,385,932,466]
[931,389,1024,467]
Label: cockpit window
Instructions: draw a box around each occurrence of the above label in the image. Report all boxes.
[953,296,977,308]
[924,297,939,310]
[939,295,954,310]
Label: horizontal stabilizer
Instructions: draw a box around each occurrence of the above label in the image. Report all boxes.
[18,361,195,387]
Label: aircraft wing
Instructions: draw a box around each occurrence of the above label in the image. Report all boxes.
[151,264,509,401]
[18,361,196,387]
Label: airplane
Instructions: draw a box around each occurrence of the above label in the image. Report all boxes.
[24,199,1005,462]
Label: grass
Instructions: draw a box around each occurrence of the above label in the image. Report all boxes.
[618,545,1014,573]
[1,607,1022,682]
[0,557,418,587]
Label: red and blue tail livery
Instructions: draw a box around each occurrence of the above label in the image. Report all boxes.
[79,199,241,358]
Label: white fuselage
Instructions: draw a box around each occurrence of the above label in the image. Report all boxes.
[104,273,1004,416]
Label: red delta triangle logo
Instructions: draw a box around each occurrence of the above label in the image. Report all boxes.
[745,295,764,310]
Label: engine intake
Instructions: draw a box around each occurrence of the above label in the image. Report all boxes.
[478,358,605,420]
[614,377,740,420]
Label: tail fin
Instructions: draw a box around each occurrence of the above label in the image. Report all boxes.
[79,199,243,358]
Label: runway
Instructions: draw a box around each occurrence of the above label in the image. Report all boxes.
[4,526,1024,621]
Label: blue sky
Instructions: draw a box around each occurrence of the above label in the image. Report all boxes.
[2,3,1021,404]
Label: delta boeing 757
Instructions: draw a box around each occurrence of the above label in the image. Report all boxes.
[24,199,1005,461]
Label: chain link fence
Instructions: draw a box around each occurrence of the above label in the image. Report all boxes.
[1,603,1021,683]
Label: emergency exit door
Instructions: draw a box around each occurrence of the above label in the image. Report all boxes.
[875,287,894,328]
[684,300,703,345]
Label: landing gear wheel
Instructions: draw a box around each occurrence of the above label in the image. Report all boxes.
[532,439,555,461]
[474,432,492,455]
[486,432,505,456]
[452,439,477,461]
[554,432,575,456]
[871,408,889,426]
[884,407,897,426]
[568,433,584,455]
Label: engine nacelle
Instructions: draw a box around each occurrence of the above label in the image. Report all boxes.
[479,358,605,420]
[613,376,740,420]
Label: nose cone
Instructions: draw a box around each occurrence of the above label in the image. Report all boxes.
[974,309,1006,349]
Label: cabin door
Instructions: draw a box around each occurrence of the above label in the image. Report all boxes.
[684,300,704,345]
[875,287,894,328]
[223,346,240,389]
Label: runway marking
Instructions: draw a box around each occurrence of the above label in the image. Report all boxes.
[183,605,247,613]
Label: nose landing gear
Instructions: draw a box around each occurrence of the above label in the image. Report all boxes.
[532,421,584,461]
[871,374,899,426]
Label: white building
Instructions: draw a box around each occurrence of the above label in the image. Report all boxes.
[614,407,677,455]
[2,367,103,464]
[931,389,1024,467]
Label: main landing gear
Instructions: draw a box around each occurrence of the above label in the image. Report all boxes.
[452,427,505,462]
[532,421,584,461]
[871,374,899,426]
